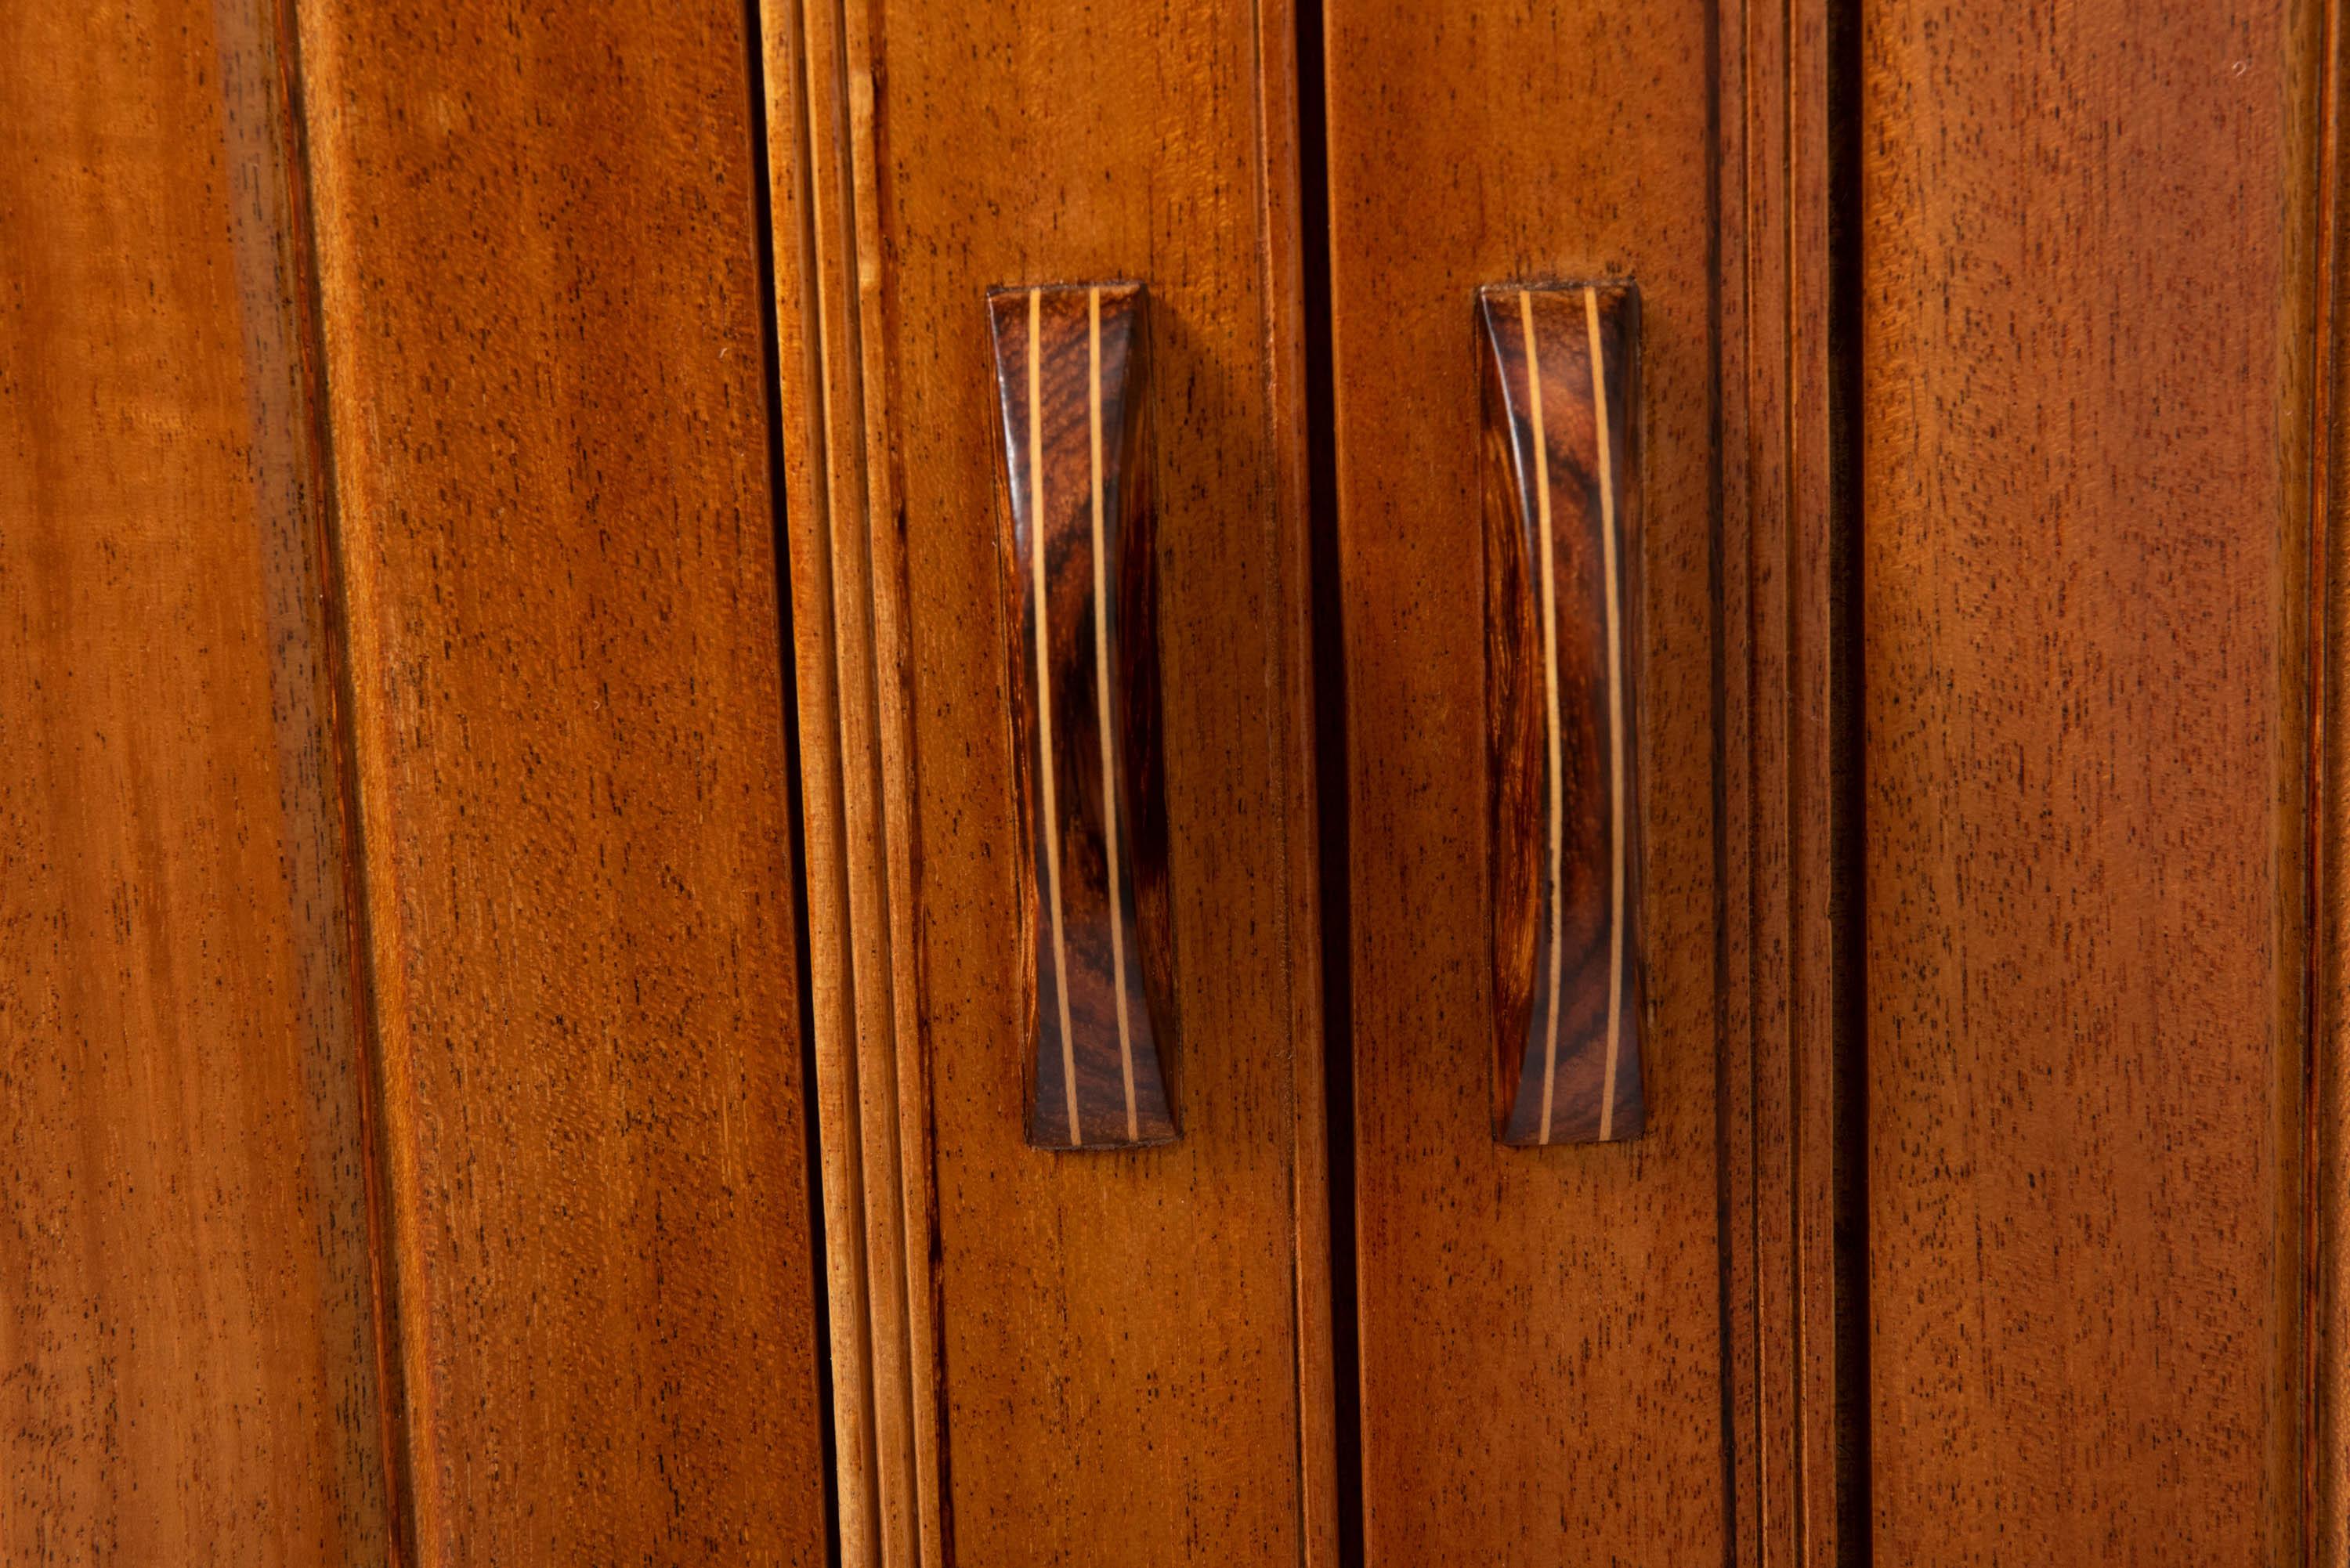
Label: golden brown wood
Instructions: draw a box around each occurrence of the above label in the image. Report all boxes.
[2319,9,2350,1559]
[1717,0,1857,1562]
[291,0,829,1557]
[1480,282,1646,1148]
[0,0,392,1558]
[766,0,1333,1561]
[1864,0,2319,1559]
[764,2,938,1559]
[986,284,1177,1151]
[1321,2,1730,1559]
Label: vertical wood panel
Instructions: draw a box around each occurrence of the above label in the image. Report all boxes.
[2318,13,2350,1560]
[1863,0,2317,1559]
[764,0,937,1558]
[1717,0,1858,1562]
[291,0,829,1557]
[0,0,389,1558]
[1321,2,1726,1561]
[768,0,1332,1562]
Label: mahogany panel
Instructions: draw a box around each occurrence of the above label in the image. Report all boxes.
[1321,0,1725,1559]
[2319,8,2350,1552]
[0,0,389,1558]
[1480,283,1646,1148]
[291,0,828,1557]
[986,284,1177,1151]
[1864,0,2318,1559]
[766,0,1332,1561]
[1715,0,1859,1560]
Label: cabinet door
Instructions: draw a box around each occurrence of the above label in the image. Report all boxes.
[1864,0,2331,1560]
[767,3,1335,1565]
[1319,1,1851,1563]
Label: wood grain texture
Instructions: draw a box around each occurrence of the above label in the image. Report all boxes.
[2319,6,2349,1558]
[1716,0,1859,1561]
[764,0,937,1559]
[1321,1,1725,1559]
[1864,0,2318,1559]
[764,0,939,1559]
[0,0,391,1558]
[291,0,829,1557]
[767,0,1332,1562]
[1480,283,1646,1148]
[987,284,1177,1152]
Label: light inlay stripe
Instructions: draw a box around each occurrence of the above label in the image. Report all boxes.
[1029,287,1081,1146]
[1088,288,1140,1143]
[1522,289,1567,1147]
[1587,285,1625,1142]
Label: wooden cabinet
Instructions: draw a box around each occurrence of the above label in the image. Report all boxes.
[5,0,2343,1563]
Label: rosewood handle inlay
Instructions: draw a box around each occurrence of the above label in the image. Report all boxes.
[987,282,1177,1151]
[1480,282,1646,1147]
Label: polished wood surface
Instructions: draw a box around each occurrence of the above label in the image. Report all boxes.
[2319,10,2350,1551]
[1320,0,1726,1557]
[1716,0,1860,1559]
[294,0,828,1556]
[767,0,1332,1559]
[1864,0,2318,1559]
[1480,283,1645,1148]
[986,284,1177,1151]
[23,0,2334,1559]
[0,0,391,1559]
[762,1,926,1556]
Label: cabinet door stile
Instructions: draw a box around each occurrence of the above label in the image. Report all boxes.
[1254,5,1344,1561]
[2319,7,2350,1545]
[2,0,392,1558]
[1717,0,1858,1563]
[1863,0,2322,1559]
[765,2,921,1543]
[291,0,831,1558]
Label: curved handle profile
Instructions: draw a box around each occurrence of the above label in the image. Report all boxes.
[1480,281,1646,1147]
[988,281,1177,1151]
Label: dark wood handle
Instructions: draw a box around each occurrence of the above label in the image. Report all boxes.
[987,282,1177,1151]
[1480,282,1647,1147]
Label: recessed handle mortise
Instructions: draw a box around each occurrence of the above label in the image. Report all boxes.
[1480,281,1646,1147]
[987,281,1177,1151]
